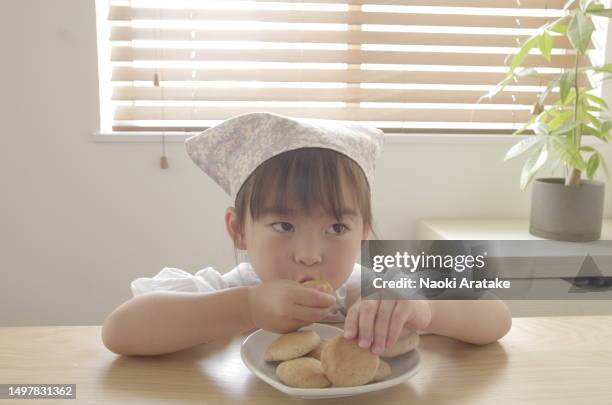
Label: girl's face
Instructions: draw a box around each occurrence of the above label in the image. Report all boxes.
[226,179,368,289]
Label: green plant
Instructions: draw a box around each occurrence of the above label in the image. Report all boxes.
[478,0,612,190]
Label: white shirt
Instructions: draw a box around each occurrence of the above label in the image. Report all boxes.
[130,262,363,323]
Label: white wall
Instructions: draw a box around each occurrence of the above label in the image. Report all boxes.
[1,0,611,326]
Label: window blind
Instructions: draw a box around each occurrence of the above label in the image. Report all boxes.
[102,0,605,135]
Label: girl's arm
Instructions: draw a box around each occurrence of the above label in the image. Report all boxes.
[102,287,254,356]
[423,292,512,345]
[101,280,335,356]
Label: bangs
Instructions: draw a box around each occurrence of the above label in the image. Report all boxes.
[240,148,370,224]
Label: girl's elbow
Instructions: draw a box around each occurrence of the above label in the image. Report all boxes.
[101,315,131,355]
[495,302,513,341]
[474,313,513,345]
[101,320,120,354]
[499,313,513,339]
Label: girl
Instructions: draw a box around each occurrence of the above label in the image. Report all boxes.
[102,112,512,356]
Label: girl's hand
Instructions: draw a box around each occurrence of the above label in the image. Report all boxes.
[247,280,336,334]
[343,296,432,354]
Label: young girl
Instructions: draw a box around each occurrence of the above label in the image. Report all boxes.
[102,112,512,356]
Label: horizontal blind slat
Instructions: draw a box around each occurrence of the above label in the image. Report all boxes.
[112,86,563,104]
[233,0,565,7]
[108,6,562,29]
[112,66,589,86]
[110,27,583,50]
[114,105,535,122]
[111,47,587,68]
[111,124,534,135]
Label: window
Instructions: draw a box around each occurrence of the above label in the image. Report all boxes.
[95,0,609,135]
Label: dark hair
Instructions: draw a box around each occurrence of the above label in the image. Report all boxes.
[232,147,378,247]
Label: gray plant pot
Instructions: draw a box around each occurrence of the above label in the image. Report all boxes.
[530,177,605,241]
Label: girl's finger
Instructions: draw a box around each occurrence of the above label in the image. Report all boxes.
[292,285,336,308]
[398,327,414,339]
[357,298,380,349]
[386,301,413,348]
[371,300,396,354]
[344,300,361,339]
[291,304,332,324]
[403,300,432,332]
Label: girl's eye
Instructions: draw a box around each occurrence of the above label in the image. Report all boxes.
[272,222,294,233]
[328,223,349,235]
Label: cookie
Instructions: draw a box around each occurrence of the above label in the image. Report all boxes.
[381,333,419,358]
[320,335,379,387]
[264,330,321,362]
[301,279,335,295]
[371,359,392,382]
[306,338,329,360]
[276,357,331,388]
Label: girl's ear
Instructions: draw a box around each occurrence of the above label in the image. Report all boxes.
[225,207,247,250]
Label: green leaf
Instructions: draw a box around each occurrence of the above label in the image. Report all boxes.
[477,74,516,103]
[588,63,612,74]
[505,136,545,161]
[581,0,595,11]
[547,111,573,130]
[567,11,595,54]
[520,144,549,190]
[581,95,602,113]
[539,76,561,105]
[580,145,597,152]
[550,120,581,136]
[583,92,609,109]
[478,67,543,104]
[533,118,550,136]
[545,107,562,117]
[586,8,612,17]
[586,152,600,179]
[584,112,602,130]
[508,34,541,74]
[580,123,600,136]
[556,86,577,105]
[586,2,605,12]
[549,16,570,34]
[559,71,576,103]
[551,136,589,171]
[538,31,553,61]
[512,115,537,136]
[515,67,539,78]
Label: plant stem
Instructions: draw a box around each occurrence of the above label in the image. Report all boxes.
[565,51,582,187]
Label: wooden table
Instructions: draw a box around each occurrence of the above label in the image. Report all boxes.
[1,317,612,404]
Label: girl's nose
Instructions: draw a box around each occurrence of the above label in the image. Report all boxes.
[294,247,322,267]
[295,254,322,267]
[293,235,323,267]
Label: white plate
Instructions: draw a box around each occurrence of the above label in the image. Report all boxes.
[240,323,421,399]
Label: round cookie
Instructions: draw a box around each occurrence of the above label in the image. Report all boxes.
[264,330,321,362]
[320,335,379,387]
[371,359,392,382]
[306,338,329,361]
[276,357,331,388]
[381,333,419,358]
[301,279,335,295]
